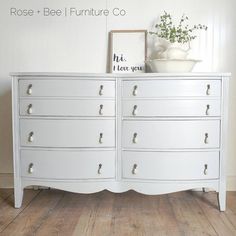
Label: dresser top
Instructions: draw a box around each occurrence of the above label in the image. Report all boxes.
[10,72,231,79]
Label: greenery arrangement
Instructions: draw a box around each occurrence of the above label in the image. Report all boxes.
[149,11,208,44]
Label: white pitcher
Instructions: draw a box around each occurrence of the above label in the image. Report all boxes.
[155,39,190,60]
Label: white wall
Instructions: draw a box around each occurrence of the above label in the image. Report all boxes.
[0,0,235,189]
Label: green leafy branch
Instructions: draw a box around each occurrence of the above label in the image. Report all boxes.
[149,11,208,44]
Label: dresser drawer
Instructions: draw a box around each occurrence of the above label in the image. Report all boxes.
[122,151,219,180]
[20,99,115,117]
[122,80,221,98]
[19,80,115,97]
[20,119,115,148]
[21,150,115,179]
[123,100,221,117]
[122,120,220,149]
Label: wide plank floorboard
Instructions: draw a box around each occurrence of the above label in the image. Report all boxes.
[195,191,236,236]
[35,192,88,236]
[0,190,63,236]
[72,191,115,236]
[169,191,217,235]
[225,192,236,229]
[0,189,236,236]
[0,189,13,204]
[0,189,40,233]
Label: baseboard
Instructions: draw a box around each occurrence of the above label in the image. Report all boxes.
[1,173,236,191]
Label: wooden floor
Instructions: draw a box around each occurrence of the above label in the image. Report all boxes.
[0,189,236,236]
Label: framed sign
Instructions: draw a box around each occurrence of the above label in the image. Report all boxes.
[109,30,147,73]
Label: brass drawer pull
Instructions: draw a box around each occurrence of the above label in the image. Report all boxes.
[204,164,208,175]
[99,104,103,115]
[98,163,102,174]
[27,104,33,114]
[132,133,138,144]
[28,132,34,143]
[206,104,210,116]
[206,84,210,95]
[132,105,138,116]
[204,133,209,144]
[132,85,138,96]
[132,164,138,175]
[28,163,34,174]
[27,84,33,95]
[99,85,104,96]
[99,133,103,144]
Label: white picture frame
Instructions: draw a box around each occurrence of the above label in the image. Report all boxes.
[109,30,147,73]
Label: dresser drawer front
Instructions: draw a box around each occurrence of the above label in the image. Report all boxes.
[21,150,115,179]
[122,120,220,149]
[122,151,219,180]
[122,80,221,98]
[123,100,221,117]
[20,119,115,148]
[19,80,115,97]
[20,99,115,117]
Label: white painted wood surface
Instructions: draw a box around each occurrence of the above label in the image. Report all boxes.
[122,151,219,180]
[21,150,116,179]
[122,99,221,117]
[122,79,221,98]
[12,73,230,212]
[19,79,115,97]
[20,99,115,117]
[20,119,115,148]
[1,1,235,190]
[122,120,220,149]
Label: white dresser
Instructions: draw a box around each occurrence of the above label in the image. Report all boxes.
[12,73,230,211]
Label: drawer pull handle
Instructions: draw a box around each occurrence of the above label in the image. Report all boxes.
[204,164,208,175]
[28,132,34,143]
[206,104,210,116]
[27,104,33,114]
[132,105,138,116]
[98,163,102,174]
[132,164,138,175]
[133,133,138,144]
[133,85,138,96]
[99,104,103,115]
[28,163,34,174]
[206,84,210,95]
[27,84,33,95]
[99,85,104,96]
[204,133,209,144]
[99,133,103,144]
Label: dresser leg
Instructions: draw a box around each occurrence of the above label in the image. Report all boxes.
[14,187,23,208]
[218,190,226,212]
